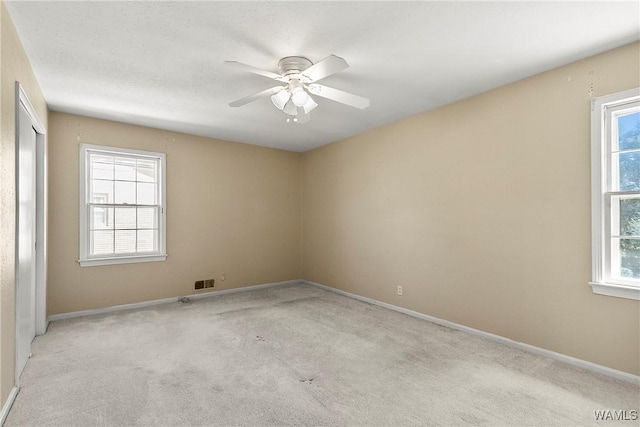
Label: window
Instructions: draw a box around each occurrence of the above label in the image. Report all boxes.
[79,144,166,266]
[591,88,640,300]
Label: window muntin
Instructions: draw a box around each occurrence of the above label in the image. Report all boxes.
[80,144,166,266]
[591,89,640,299]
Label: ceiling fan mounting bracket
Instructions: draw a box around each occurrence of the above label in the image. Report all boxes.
[278,56,313,77]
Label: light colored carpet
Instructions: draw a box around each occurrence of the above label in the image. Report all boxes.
[6,282,639,426]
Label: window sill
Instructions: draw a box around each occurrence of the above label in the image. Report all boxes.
[78,254,167,267]
[589,282,640,301]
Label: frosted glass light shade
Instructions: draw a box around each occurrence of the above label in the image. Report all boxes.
[271,90,290,110]
[291,87,309,107]
[302,96,318,114]
[283,99,297,115]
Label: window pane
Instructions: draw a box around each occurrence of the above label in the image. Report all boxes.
[137,229,158,252]
[90,180,113,203]
[91,230,114,255]
[90,206,113,230]
[620,198,640,237]
[115,207,136,229]
[90,154,114,180]
[616,151,640,191]
[619,239,640,279]
[137,183,157,205]
[115,230,136,253]
[115,181,136,204]
[138,207,158,229]
[618,111,640,151]
[137,159,157,183]
[115,157,136,181]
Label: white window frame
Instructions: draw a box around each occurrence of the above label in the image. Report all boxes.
[79,144,167,267]
[590,88,640,300]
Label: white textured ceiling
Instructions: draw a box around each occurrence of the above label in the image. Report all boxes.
[6,1,640,152]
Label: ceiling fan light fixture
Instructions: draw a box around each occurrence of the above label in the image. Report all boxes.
[291,87,309,107]
[271,89,290,110]
[226,54,370,124]
[302,96,318,114]
[283,99,297,116]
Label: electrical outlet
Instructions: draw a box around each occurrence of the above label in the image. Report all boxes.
[221,273,226,281]
[397,285,403,296]
[194,280,204,290]
[204,279,215,288]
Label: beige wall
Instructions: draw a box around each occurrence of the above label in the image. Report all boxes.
[47,113,301,315]
[0,0,48,408]
[3,4,638,410]
[302,42,640,375]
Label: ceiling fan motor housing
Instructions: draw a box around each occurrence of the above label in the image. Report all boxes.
[278,56,313,79]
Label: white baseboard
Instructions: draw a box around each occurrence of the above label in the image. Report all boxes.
[303,280,640,385]
[0,386,18,426]
[48,279,302,322]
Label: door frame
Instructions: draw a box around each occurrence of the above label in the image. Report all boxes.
[15,82,47,382]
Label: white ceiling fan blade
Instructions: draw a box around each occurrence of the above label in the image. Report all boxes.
[302,55,349,82]
[229,86,284,107]
[225,61,286,82]
[307,84,370,109]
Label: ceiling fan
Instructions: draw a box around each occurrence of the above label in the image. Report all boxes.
[226,55,370,123]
